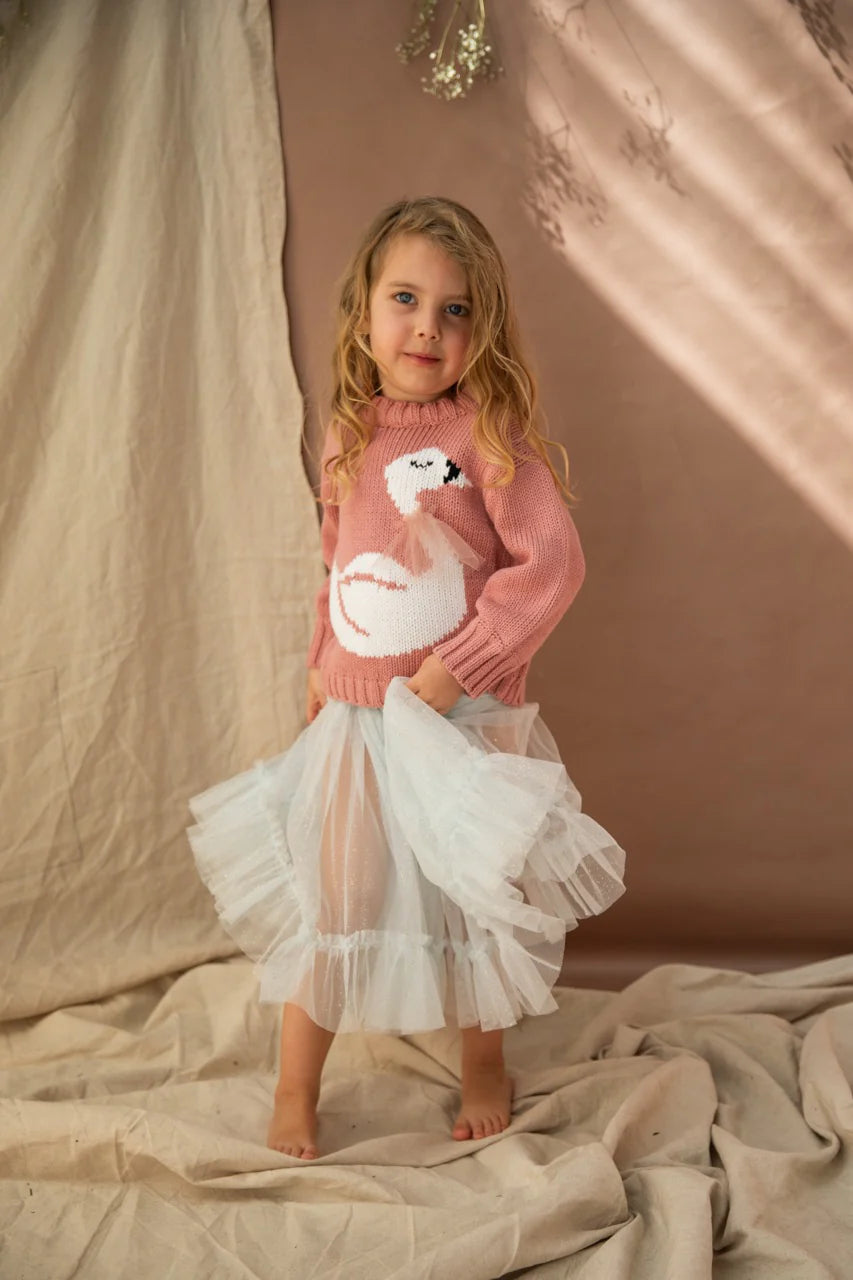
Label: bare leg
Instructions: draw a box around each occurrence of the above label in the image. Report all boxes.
[268,1001,335,1158]
[450,716,521,1141]
[270,739,388,1158]
[452,1025,514,1140]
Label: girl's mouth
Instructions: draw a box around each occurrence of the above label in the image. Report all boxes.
[405,353,440,365]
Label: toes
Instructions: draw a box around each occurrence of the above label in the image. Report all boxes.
[454,1113,511,1140]
[271,1140,315,1158]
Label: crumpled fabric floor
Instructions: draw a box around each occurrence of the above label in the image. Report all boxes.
[2,954,851,1278]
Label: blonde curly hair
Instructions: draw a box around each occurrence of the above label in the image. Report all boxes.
[318,196,576,508]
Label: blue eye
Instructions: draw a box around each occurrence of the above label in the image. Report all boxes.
[394,291,415,305]
[446,303,469,317]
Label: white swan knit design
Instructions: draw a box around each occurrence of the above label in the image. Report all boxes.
[329,446,471,658]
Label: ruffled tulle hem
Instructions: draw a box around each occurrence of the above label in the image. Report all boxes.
[187,677,626,1033]
[257,928,564,1035]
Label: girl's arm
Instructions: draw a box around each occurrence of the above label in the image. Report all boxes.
[432,452,585,697]
[305,425,341,668]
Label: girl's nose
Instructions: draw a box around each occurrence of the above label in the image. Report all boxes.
[415,310,441,341]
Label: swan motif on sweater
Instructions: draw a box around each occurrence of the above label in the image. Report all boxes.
[329,447,480,658]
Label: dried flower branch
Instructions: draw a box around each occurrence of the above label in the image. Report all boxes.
[397,0,502,101]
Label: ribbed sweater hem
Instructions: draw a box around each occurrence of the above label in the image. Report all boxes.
[323,665,527,710]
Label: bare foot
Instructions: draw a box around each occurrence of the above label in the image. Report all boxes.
[267,1085,319,1159]
[452,1062,514,1140]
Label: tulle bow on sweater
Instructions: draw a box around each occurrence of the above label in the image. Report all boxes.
[378,508,484,576]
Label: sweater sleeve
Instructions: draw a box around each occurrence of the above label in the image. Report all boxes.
[431,451,585,697]
[305,425,341,669]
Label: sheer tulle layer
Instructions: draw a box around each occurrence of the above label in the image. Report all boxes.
[186,676,626,1034]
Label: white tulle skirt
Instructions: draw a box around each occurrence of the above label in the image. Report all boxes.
[186,676,626,1035]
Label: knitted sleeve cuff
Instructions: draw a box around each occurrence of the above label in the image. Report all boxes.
[432,623,513,698]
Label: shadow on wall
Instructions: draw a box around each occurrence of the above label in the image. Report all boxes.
[273,0,853,984]
[520,0,853,546]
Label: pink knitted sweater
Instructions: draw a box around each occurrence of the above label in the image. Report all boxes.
[306,390,586,708]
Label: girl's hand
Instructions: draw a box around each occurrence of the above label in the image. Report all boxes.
[406,653,465,715]
[306,667,327,723]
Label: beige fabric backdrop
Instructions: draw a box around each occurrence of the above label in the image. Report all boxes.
[274,0,853,984]
[3,953,852,1276]
[0,0,321,1020]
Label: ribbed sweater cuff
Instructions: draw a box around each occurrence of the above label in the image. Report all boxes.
[432,625,510,699]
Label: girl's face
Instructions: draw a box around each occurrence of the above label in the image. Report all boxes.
[365,233,473,403]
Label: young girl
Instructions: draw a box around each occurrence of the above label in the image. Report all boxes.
[186,196,626,1161]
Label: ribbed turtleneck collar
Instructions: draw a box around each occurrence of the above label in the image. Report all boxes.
[370,390,478,429]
